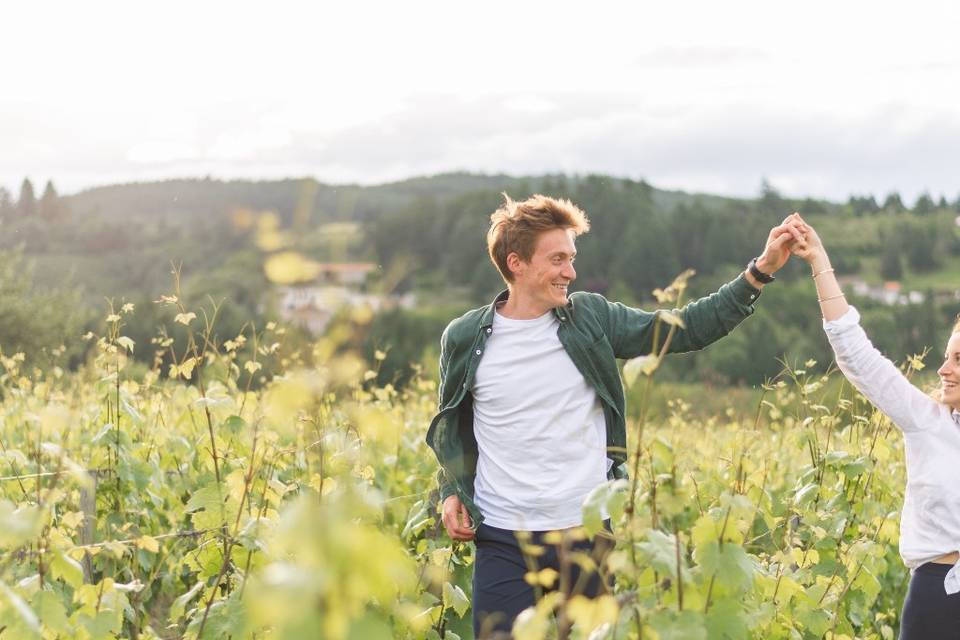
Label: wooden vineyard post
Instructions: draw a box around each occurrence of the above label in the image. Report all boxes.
[79,470,98,583]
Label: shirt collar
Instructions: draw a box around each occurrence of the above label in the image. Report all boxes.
[480,289,572,329]
[952,409,960,426]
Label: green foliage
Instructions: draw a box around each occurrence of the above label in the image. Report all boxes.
[0,272,928,639]
[0,249,89,371]
[879,235,903,281]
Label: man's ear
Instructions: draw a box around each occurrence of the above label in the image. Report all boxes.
[506,252,524,279]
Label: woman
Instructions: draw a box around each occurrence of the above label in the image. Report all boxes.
[791,214,960,638]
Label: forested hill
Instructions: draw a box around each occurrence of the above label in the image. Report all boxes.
[61,173,743,225]
[2,171,959,386]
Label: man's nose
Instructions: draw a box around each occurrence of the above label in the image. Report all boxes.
[563,263,576,281]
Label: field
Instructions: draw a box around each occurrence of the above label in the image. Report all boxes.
[0,295,918,640]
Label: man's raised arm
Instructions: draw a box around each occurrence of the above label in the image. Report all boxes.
[601,214,805,359]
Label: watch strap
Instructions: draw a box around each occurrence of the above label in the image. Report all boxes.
[747,257,775,284]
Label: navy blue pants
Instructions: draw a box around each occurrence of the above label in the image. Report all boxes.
[472,522,614,639]
[899,562,960,639]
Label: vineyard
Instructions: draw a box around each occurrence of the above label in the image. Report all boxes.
[0,285,918,640]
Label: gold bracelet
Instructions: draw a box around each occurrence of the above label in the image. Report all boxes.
[812,267,834,278]
[818,293,845,303]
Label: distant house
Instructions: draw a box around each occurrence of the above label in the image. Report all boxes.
[846,278,925,306]
[314,262,377,287]
[277,263,414,334]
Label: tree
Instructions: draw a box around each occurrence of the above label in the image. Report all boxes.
[799,197,828,215]
[913,191,935,215]
[899,219,939,271]
[880,236,903,281]
[938,195,949,210]
[882,192,904,214]
[0,187,12,220]
[758,178,786,221]
[39,180,62,220]
[16,178,36,216]
[847,195,879,216]
[0,249,89,369]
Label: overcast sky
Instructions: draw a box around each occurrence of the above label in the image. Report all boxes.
[3,0,960,202]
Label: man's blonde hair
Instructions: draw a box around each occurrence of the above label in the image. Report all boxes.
[486,194,590,283]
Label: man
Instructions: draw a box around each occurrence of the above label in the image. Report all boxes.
[425,194,802,637]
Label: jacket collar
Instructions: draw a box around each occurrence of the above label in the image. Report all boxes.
[480,289,572,329]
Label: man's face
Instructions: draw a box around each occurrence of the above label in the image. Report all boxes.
[510,228,578,313]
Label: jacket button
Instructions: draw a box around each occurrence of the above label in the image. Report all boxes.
[475,349,482,355]
[486,328,492,334]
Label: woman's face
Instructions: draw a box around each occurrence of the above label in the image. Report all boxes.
[937,332,960,410]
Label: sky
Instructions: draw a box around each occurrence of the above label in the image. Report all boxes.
[3,0,960,203]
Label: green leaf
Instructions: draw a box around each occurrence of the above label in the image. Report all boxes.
[605,479,629,523]
[75,610,122,639]
[648,609,706,640]
[186,591,246,639]
[794,482,819,507]
[637,529,683,577]
[623,355,660,387]
[34,591,70,634]
[0,579,39,633]
[169,581,204,623]
[694,542,755,592]
[443,581,470,618]
[794,605,832,636]
[185,483,231,530]
[185,484,223,514]
[115,336,135,353]
[581,483,608,537]
[0,501,45,550]
[223,415,247,434]
[691,514,720,548]
[705,599,748,640]
[51,551,84,589]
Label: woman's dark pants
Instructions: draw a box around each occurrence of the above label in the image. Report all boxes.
[899,562,960,639]
[472,522,614,639]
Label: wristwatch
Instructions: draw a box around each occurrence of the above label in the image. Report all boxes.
[747,257,775,284]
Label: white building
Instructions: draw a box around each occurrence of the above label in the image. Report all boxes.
[277,263,415,334]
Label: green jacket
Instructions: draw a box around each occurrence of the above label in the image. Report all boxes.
[426,274,762,529]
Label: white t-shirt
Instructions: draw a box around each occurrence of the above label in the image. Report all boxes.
[472,308,608,531]
[824,306,960,594]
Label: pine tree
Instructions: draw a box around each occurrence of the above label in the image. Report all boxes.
[913,191,935,215]
[882,192,904,214]
[16,178,36,216]
[847,195,879,216]
[39,180,61,220]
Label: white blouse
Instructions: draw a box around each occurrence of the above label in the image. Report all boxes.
[824,306,960,594]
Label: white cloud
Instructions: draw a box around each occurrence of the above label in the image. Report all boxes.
[2,0,960,201]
